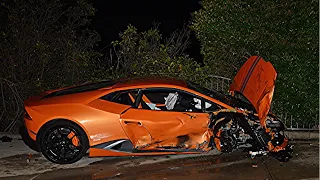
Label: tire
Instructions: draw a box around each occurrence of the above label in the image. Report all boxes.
[38,120,89,164]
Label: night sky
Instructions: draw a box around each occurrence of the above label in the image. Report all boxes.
[90,0,202,61]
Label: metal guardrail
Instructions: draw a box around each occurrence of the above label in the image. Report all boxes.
[284,130,319,140]
[206,75,231,92]
[278,114,319,131]
[286,128,319,131]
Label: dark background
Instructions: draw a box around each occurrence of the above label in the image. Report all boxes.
[90,0,202,61]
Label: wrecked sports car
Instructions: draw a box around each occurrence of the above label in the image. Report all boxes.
[24,56,292,164]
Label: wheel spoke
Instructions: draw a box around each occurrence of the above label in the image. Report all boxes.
[46,141,58,148]
[59,147,66,159]
[59,127,71,136]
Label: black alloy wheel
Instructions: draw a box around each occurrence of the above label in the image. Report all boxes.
[39,121,88,164]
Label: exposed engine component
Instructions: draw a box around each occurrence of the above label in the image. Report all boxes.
[211,112,292,162]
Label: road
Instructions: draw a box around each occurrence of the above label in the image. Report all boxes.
[0,139,318,180]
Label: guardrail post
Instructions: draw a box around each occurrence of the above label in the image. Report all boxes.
[216,81,218,91]
[222,79,224,91]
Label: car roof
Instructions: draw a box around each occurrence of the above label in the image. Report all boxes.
[112,77,187,89]
[40,77,187,100]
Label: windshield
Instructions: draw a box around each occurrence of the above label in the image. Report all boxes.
[233,92,251,105]
[186,81,228,103]
[186,81,256,112]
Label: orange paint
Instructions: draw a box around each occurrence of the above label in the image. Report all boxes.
[23,56,288,159]
[230,56,276,128]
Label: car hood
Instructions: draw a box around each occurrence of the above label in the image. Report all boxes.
[229,56,277,123]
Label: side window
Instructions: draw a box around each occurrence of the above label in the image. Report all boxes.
[100,89,139,106]
[143,91,167,104]
[203,100,222,112]
[139,89,203,113]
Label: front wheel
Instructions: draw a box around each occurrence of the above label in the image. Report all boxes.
[38,121,89,164]
[219,130,237,153]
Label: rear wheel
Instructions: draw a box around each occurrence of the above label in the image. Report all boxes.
[38,121,88,164]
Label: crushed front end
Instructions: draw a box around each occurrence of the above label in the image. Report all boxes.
[211,56,293,161]
[209,110,293,162]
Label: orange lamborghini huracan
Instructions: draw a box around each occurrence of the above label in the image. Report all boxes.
[24,56,292,164]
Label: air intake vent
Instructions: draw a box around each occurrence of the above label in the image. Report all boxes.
[24,110,32,120]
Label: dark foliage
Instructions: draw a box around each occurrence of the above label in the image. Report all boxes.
[192,0,319,123]
[0,0,100,131]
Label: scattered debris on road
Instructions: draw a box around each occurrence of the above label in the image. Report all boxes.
[27,154,33,163]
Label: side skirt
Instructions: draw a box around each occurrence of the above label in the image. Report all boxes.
[89,139,201,157]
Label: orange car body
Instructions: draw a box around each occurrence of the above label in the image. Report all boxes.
[24,56,282,157]
[229,56,277,129]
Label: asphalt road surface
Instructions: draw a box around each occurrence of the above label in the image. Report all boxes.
[0,140,318,180]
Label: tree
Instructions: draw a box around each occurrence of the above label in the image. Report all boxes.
[0,0,100,131]
[191,0,318,124]
[94,25,209,84]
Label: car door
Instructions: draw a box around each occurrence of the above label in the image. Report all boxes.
[120,88,213,151]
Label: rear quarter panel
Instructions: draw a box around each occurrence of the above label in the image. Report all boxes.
[26,103,128,146]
